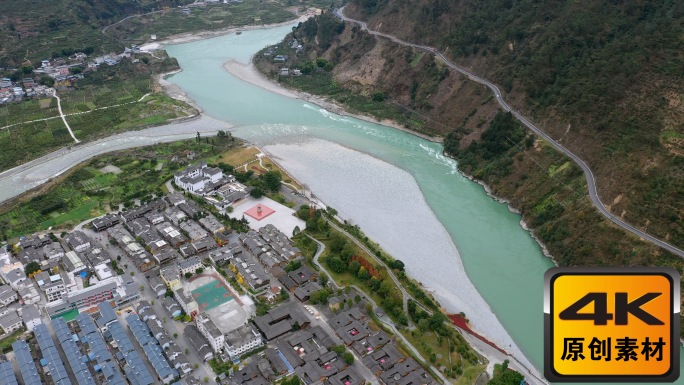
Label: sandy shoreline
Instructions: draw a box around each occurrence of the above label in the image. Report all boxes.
[222,60,444,143]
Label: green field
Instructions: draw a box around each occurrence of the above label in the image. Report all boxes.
[0,137,238,239]
[107,2,297,43]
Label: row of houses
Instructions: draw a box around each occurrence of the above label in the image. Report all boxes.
[226,322,365,385]
[132,297,196,378]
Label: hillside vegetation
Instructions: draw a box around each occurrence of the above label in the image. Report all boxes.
[0,0,193,68]
[346,0,684,254]
[253,5,684,272]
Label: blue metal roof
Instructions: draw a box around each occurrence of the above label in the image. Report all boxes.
[96,302,117,329]
[75,312,127,385]
[108,321,154,385]
[52,318,96,385]
[126,313,178,381]
[12,340,42,385]
[0,361,18,385]
[34,324,72,385]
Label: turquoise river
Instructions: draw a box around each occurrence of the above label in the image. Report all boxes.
[163,22,683,385]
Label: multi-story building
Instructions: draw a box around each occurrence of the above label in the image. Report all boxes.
[0,259,25,287]
[17,284,40,305]
[44,276,138,317]
[65,231,92,252]
[178,256,202,276]
[173,162,225,194]
[20,304,42,332]
[34,271,66,302]
[175,289,198,319]
[0,285,18,306]
[223,324,264,359]
[229,254,270,291]
[42,242,65,260]
[0,311,22,334]
[63,251,87,274]
[160,265,181,291]
[195,313,224,353]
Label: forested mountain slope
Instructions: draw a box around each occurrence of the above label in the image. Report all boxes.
[345,0,684,253]
[254,5,683,277]
[0,0,192,67]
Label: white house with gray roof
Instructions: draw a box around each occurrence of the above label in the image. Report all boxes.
[224,324,263,359]
[0,310,22,334]
[0,285,17,306]
[196,313,224,353]
[178,256,202,275]
[20,304,42,332]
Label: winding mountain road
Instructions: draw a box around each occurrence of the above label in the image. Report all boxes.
[333,7,684,259]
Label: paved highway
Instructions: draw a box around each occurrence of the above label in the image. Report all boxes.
[333,7,684,259]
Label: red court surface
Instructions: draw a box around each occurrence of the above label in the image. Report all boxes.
[244,204,275,221]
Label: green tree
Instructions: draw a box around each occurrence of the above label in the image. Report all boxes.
[185,272,193,279]
[21,65,33,74]
[347,260,361,275]
[283,376,301,385]
[389,259,405,271]
[39,76,54,87]
[319,272,329,287]
[25,261,41,276]
[487,361,524,385]
[285,260,302,272]
[301,61,314,74]
[256,302,270,316]
[250,187,264,198]
[326,256,346,273]
[371,91,386,102]
[310,289,329,304]
[357,266,370,280]
[263,171,282,192]
[343,351,354,365]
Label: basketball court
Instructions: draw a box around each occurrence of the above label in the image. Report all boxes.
[191,279,234,312]
[185,271,254,333]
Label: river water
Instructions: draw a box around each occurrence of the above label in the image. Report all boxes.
[163,24,684,385]
[165,24,552,374]
[2,20,678,385]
